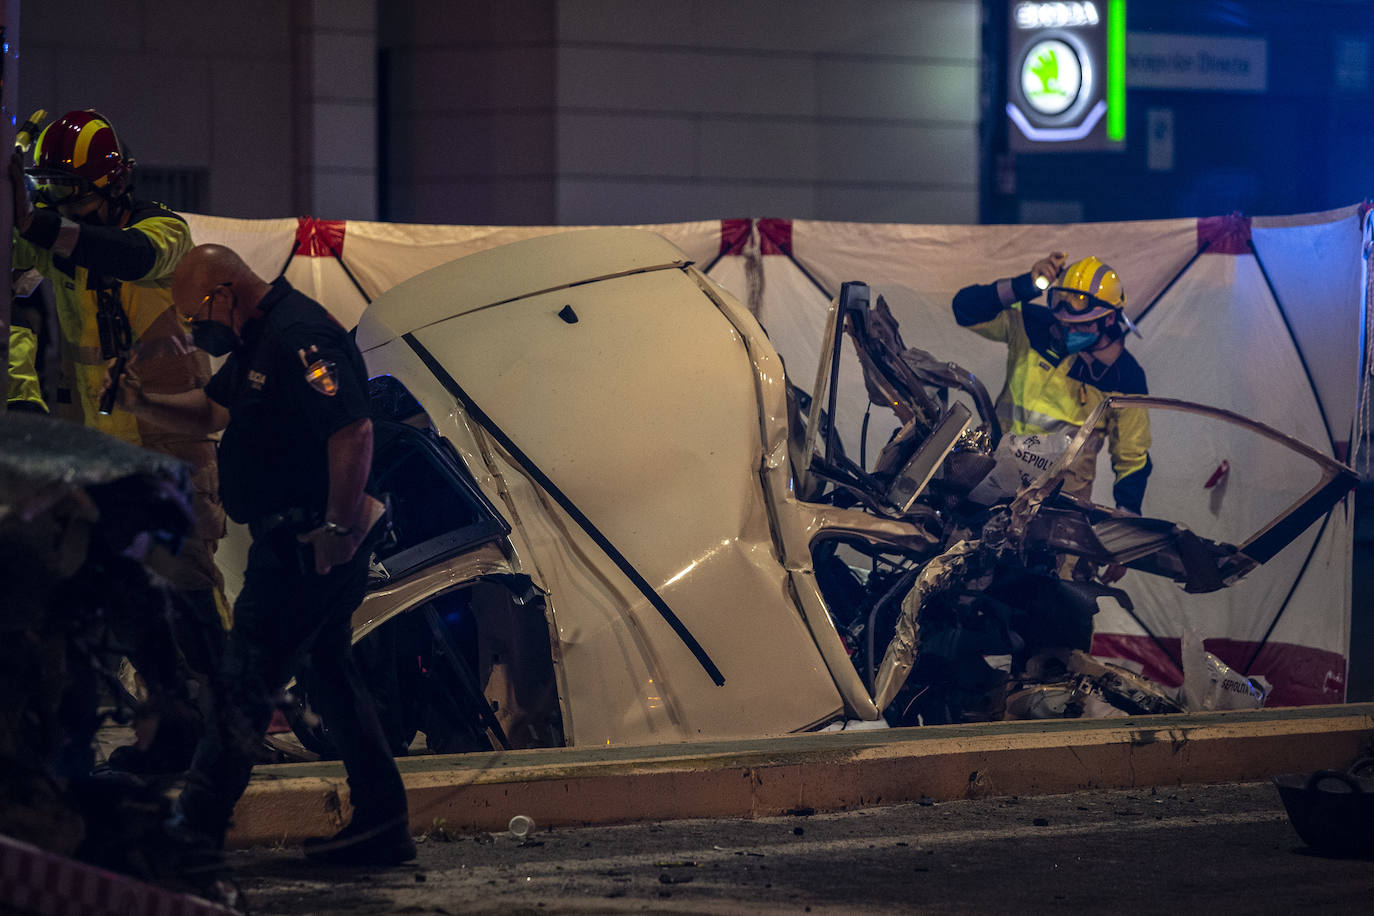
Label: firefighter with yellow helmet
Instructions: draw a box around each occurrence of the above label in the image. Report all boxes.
[952,251,1152,516]
[8,109,227,771]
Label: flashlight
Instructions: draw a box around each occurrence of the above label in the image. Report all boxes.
[98,356,127,415]
[1034,275,1050,290]
[15,109,46,153]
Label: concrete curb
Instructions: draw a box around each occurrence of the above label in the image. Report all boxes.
[226,703,1374,847]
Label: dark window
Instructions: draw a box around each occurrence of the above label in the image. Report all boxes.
[133,166,209,213]
[369,375,510,582]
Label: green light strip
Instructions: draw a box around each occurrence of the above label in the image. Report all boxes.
[1107,0,1127,141]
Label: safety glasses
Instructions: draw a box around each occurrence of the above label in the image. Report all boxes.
[1049,289,1111,322]
[181,283,231,326]
[25,170,98,207]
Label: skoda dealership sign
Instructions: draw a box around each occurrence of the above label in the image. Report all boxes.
[1021,38,1084,115]
[1008,1,1125,151]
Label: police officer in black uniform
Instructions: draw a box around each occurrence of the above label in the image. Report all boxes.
[114,242,413,866]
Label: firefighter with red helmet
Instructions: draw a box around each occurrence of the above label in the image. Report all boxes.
[9,109,228,771]
[952,251,1152,516]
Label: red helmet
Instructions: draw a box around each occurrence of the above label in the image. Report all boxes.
[26,109,134,205]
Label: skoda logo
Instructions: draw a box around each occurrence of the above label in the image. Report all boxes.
[1020,38,1083,115]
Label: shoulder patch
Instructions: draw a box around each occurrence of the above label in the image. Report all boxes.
[298,345,339,396]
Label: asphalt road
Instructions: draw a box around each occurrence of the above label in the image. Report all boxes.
[216,781,1373,915]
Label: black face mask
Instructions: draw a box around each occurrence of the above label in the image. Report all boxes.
[58,191,117,225]
[190,320,239,357]
[77,205,111,226]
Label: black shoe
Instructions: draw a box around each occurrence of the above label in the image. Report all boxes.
[162,809,225,873]
[303,817,417,866]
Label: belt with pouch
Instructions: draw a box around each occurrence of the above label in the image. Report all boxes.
[248,507,319,540]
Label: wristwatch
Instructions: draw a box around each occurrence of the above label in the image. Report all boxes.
[322,520,353,536]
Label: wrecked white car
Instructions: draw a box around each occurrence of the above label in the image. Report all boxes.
[278,228,1355,758]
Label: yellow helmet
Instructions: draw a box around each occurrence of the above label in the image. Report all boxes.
[1047,255,1125,323]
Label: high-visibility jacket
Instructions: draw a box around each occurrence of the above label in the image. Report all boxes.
[14,199,226,594]
[953,272,1152,514]
[6,324,46,412]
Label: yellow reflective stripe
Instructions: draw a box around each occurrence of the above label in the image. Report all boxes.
[33,123,53,160]
[1007,403,1078,435]
[72,120,99,172]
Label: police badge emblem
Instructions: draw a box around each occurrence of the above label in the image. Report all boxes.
[298,345,339,396]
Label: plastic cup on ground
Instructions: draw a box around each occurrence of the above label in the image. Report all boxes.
[508,815,535,840]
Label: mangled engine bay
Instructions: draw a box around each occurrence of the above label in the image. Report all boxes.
[797,281,1356,726]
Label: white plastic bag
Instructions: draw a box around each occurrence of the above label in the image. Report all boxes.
[1181,626,1268,710]
[966,431,1072,504]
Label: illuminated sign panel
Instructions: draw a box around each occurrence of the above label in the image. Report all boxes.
[1015,2,1100,30]
[1126,33,1267,92]
[1008,1,1125,152]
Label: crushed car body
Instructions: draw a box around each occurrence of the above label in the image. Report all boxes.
[294,228,1355,755]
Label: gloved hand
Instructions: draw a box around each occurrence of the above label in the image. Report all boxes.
[1030,251,1066,291]
[9,149,35,233]
[101,356,145,415]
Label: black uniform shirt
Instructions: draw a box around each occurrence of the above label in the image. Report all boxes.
[206,278,371,524]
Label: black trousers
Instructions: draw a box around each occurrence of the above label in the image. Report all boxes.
[175,517,405,844]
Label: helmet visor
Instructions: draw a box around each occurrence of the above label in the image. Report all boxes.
[1049,289,1114,323]
[25,170,98,206]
